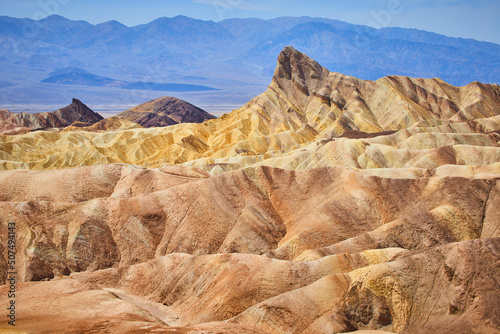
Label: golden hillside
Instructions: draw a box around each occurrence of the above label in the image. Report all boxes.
[0,47,499,334]
[1,46,499,172]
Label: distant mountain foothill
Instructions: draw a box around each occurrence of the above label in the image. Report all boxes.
[0,96,214,134]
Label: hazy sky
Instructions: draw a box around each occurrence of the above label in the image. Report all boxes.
[1,0,499,44]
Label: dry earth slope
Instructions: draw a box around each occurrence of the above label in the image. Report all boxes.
[0,163,498,333]
[0,98,103,135]
[0,46,499,333]
[0,46,499,171]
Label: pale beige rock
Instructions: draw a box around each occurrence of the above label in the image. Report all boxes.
[222,239,499,334]
[62,116,143,132]
[0,164,496,284]
[2,239,496,333]
[0,279,178,332]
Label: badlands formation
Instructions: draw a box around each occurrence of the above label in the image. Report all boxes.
[0,98,103,135]
[0,47,499,333]
[0,47,499,172]
[117,96,216,128]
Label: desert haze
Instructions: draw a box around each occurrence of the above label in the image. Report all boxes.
[1,14,499,107]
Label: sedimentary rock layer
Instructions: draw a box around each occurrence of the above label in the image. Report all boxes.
[0,163,498,333]
[1,47,499,170]
[0,47,499,334]
[0,164,497,276]
[0,98,102,135]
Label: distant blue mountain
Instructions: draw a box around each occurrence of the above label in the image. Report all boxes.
[42,67,128,87]
[40,67,217,92]
[0,14,499,106]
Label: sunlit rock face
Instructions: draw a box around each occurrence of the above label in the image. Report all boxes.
[1,47,499,171]
[0,162,498,333]
[0,47,499,333]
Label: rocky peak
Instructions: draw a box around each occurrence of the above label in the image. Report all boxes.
[0,99,103,134]
[70,98,102,119]
[272,46,326,94]
[117,96,215,128]
[52,98,103,126]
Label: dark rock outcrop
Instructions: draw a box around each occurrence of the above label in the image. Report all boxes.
[117,96,216,127]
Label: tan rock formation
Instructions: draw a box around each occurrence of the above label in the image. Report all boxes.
[61,116,143,132]
[0,99,103,135]
[0,237,497,333]
[1,47,499,170]
[0,47,499,334]
[223,238,499,334]
[0,164,497,281]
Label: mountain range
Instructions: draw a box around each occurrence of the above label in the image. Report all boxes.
[2,46,498,171]
[0,14,499,108]
[41,67,218,92]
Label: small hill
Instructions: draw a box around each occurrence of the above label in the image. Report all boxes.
[0,98,103,134]
[117,96,216,127]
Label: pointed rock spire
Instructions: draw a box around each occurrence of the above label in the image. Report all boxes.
[272,46,327,95]
[53,98,103,125]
